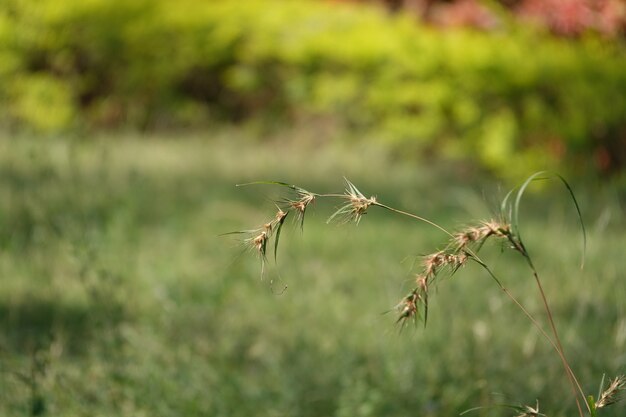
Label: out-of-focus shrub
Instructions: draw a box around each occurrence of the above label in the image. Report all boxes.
[1,0,625,178]
[354,0,626,38]
[9,73,76,133]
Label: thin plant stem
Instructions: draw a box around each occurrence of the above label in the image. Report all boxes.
[510,236,587,416]
[373,199,587,416]
[530,266,587,416]
[474,258,587,417]
[373,202,454,239]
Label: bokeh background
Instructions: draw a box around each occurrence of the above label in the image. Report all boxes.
[0,1,625,416]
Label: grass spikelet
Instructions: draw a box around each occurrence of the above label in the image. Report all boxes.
[395,249,470,326]
[244,230,268,276]
[327,178,377,225]
[237,180,316,232]
[395,289,420,330]
[423,251,446,278]
[415,274,429,326]
[452,220,511,251]
[422,250,468,279]
[222,207,290,276]
[281,189,315,231]
[595,375,626,409]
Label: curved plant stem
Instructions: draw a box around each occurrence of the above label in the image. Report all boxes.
[373,202,454,239]
[373,199,587,417]
[530,264,587,416]
[509,237,588,416]
[474,258,587,417]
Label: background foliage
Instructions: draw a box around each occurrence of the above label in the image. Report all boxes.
[1,1,625,414]
[1,0,626,179]
[0,135,624,416]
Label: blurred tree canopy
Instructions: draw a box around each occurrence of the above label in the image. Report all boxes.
[1,0,625,179]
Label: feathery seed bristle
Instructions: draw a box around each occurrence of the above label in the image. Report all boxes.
[596,375,626,409]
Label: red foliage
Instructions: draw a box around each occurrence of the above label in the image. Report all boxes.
[334,0,626,37]
[516,0,625,37]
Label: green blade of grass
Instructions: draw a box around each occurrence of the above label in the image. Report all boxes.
[513,171,586,268]
[587,395,597,417]
[237,181,315,196]
[237,180,296,189]
[218,230,257,236]
[273,211,288,262]
[512,171,549,245]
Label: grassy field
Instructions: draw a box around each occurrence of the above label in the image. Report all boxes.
[0,131,624,417]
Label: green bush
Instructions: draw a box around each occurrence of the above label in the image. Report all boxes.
[2,0,626,178]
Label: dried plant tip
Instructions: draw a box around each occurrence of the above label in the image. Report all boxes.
[596,375,626,409]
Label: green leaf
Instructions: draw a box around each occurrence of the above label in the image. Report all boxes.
[237,180,296,189]
[218,230,257,236]
[512,171,586,268]
[273,211,288,262]
[587,395,597,417]
[237,181,315,197]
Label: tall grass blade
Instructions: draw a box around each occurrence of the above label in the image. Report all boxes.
[512,171,549,248]
[274,211,288,262]
[237,180,296,189]
[237,181,316,197]
[219,230,256,236]
[512,171,586,268]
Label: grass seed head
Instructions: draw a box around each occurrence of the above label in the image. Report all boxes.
[275,208,288,222]
[453,227,482,249]
[348,194,376,223]
[481,220,510,238]
[287,191,315,229]
[328,178,377,224]
[423,251,445,277]
[396,290,420,325]
[596,375,626,409]
[423,251,467,278]
[249,231,268,257]
[453,220,511,250]
[416,274,428,292]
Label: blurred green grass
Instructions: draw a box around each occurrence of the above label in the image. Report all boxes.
[0,132,624,417]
